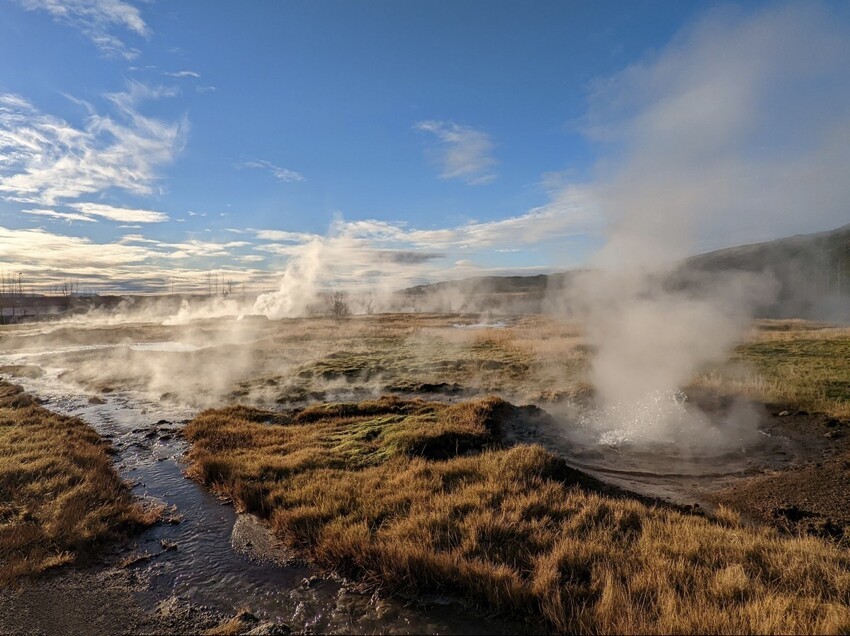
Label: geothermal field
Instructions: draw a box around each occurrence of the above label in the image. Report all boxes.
[4,1,850,634]
[2,289,850,633]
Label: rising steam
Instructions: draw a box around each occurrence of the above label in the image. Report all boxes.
[568,3,850,449]
[253,239,325,319]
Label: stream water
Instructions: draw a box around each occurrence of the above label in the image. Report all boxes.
[0,345,522,635]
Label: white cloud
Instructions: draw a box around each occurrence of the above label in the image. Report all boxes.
[415,120,498,185]
[69,202,168,223]
[0,226,154,270]
[0,224,278,293]
[0,85,186,206]
[15,0,149,60]
[255,229,318,242]
[165,70,201,79]
[22,208,95,223]
[239,159,305,183]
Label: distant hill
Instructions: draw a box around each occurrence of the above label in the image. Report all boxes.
[396,271,583,314]
[399,224,850,319]
[681,224,850,319]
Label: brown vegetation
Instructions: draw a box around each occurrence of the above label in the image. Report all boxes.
[184,396,850,634]
[0,382,158,585]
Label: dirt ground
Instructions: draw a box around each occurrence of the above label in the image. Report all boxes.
[708,407,850,542]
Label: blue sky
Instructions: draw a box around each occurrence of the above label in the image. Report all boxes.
[1,1,850,294]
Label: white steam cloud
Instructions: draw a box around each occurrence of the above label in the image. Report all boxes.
[253,239,324,319]
[569,3,850,448]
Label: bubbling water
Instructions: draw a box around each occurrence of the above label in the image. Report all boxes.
[581,389,761,454]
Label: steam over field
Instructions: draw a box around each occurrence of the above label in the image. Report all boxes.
[2,308,850,633]
[5,1,850,633]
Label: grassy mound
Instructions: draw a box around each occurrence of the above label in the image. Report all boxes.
[0,382,158,585]
[185,396,850,634]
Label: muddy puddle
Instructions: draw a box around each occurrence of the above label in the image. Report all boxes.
[0,349,523,635]
[512,396,834,507]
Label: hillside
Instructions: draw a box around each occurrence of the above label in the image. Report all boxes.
[399,224,850,319]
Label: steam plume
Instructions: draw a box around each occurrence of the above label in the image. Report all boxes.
[569,3,850,447]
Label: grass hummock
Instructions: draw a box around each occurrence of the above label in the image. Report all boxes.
[0,382,159,585]
[185,395,850,634]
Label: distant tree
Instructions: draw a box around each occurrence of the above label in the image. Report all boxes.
[328,291,350,321]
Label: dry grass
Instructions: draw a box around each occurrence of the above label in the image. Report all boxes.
[0,382,159,585]
[185,396,850,634]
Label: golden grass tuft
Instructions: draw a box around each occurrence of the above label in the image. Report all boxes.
[0,382,159,585]
[185,396,850,634]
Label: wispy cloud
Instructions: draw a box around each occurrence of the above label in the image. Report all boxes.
[304,188,596,251]
[239,159,305,183]
[1,226,154,270]
[0,225,276,293]
[0,83,186,206]
[22,208,96,223]
[248,195,594,292]
[165,70,201,79]
[68,202,168,223]
[15,0,150,60]
[414,120,498,185]
[255,229,316,242]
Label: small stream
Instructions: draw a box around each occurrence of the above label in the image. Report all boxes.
[0,347,522,635]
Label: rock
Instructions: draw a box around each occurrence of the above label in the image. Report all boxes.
[772,504,814,522]
[778,410,791,417]
[301,576,319,589]
[235,610,259,623]
[156,596,180,618]
[88,396,106,405]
